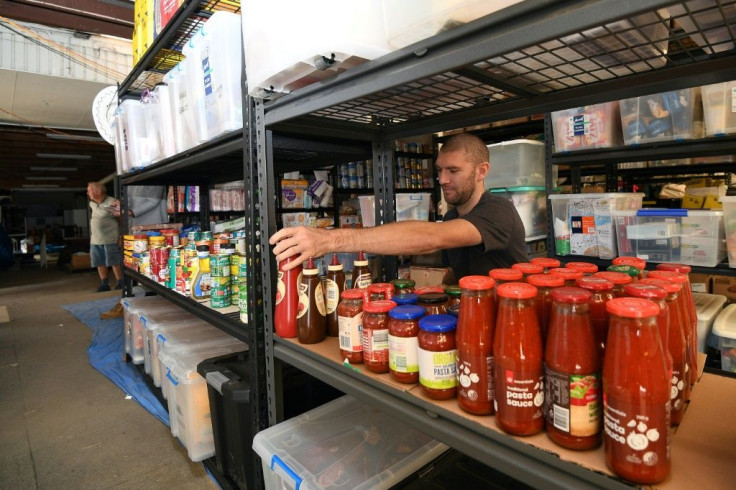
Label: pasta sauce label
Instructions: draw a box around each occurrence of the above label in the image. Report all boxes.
[354,273,372,290]
[604,399,670,469]
[457,354,493,403]
[275,271,285,306]
[544,367,600,437]
[418,348,456,389]
[388,335,419,374]
[496,370,544,413]
[338,313,363,352]
[362,328,388,363]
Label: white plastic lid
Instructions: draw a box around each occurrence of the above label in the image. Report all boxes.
[693,293,727,322]
[549,192,644,200]
[712,303,736,340]
[487,139,544,148]
[720,196,736,203]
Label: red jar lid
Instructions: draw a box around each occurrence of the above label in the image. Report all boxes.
[459,275,496,290]
[593,271,633,286]
[527,274,564,288]
[341,288,365,300]
[363,300,398,313]
[489,268,523,281]
[647,270,688,284]
[624,283,666,301]
[530,257,561,269]
[511,262,544,275]
[655,263,692,274]
[133,234,149,239]
[161,229,179,235]
[576,276,614,291]
[565,262,599,274]
[612,256,646,270]
[550,287,591,304]
[548,268,584,280]
[368,282,395,294]
[414,286,445,295]
[606,297,660,318]
[497,282,537,299]
[639,278,680,294]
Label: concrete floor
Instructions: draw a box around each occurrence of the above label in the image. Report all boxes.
[0,263,216,489]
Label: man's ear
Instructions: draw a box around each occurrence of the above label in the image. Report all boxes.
[476,161,490,181]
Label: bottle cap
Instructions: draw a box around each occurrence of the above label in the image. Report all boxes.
[576,276,614,291]
[550,286,591,304]
[363,300,398,313]
[639,278,680,294]
[390,279,415,289]
[655,263,691,274]
[593,271,632,286]
[565,262,599,274]
[393,293,418,305]
[511,262,544,275]
[612,256,647,270]
[368,282,395,294]
[607,264,640,278]
[340,288,365,300]
[418,292,449,304]
[419,314,457,332]
[388,305,425,320]
[624,283,667,301]
[328,254,343,271]
[647,270,688,285]
[606,297,660,318]
[354,251,368,266]
[444,285,462,297]
[414,286,445,295]
[303,258,319,275]
[459,275,495,291]
[527,274,564,288]
[530,257,561,269]
[497,282,538,299]
[548,268,584,280]
[488,268,523,282]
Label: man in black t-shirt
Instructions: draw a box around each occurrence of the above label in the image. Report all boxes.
[270,133,529,281]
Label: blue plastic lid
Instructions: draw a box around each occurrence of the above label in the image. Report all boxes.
[147,231,162,236]
[388,305,425,320]
[393,293,418,305]
[419,314,457,332]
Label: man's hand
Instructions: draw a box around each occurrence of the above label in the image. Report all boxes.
[269,226,332,270]
[107,199,122,217]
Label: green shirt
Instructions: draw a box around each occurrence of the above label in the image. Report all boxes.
[89,196,119,245]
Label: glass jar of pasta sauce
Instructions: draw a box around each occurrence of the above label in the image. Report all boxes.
[417,292,449,316]
[368,282,395,301]
[337,289,365,364]
[361,300,397,373]
[390,278,415,295]
[418,314,457,400]
[388,305,425,384]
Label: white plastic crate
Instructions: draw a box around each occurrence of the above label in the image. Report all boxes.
[720,196,736,268]
[619,88,703,145]
[396,193,431,221]
[551,102,623,152]
[485,139,552,188]
[252,395,448,490]
[490,186,547,240]
[166,60,200,153]
[712,304,736,373]
[693,292,727,354]
[120,296,173,364]
[140,307,199,375]
[701,80,736,137]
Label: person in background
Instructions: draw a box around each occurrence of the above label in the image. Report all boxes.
[87,181,123,292]
[270,133,528,282]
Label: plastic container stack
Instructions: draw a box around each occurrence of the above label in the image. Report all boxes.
[701,80,736,137]
[551,102,623,152]
[619,88,703,145]
[485,139,549,188]
[490,187,547,239]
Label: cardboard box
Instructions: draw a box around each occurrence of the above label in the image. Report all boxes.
[410,266,452,288]
[71,252,91,270]
[689,273,711,293]
[711,275,736,303]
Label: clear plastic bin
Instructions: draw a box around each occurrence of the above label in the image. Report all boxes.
[252,395,448,490]
[619,88,703,145]
[151,84,176,160]
[613,209,725,267]
[166,61,200,154]
[720,196,736,268]
[701,80,736,136]
[490,186,547,240]
[551,102,623,152]
[121,296,174,364]
[181,29,210,145]
[548,193,644,259]
[693,292,727,354]
[358,195,375,227]
[140,307,199,375]
[396,193,431,221]
[118,99,159,170]
[712,304,736,373]
[485,139,552,188]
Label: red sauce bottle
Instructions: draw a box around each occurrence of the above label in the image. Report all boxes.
[511,262,544,280]
[324,254,346,337]
[337,288,364,363]
[548,267,583,287]
[352,251,372,289]
[361,300,397,373]
[456,275,496,415]
[388,305,425,384]
[545,287,601,450]
[613,256,647,279]
[530,257,561,273]
[593,271,632,297]
[297,258,326,344]
[418,314,457,400]
[273,256,301,338]
[565,261,599,275]
[368,282,395,301]
[494,282,544,436]
[414,286,445,295]
[603,297,671,485]
[489,268,523,323]
[576,276,615,360]
[526,273,564,342]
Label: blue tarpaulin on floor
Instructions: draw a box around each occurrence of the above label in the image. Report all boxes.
[61,297,170,426]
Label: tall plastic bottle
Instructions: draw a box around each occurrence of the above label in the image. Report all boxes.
[297,258,326,344]
[324,254,346,337]
[352,251,372,290]
[273,256,301,338]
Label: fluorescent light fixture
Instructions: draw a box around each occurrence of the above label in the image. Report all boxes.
[22,184,61,188]
[25,176,68,181]
[36,153,92,160]
[46,133,105,142]
[30,166,78,172]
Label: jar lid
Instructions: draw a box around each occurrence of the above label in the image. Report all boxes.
[655,263,691,274]
[147,231,162,236]
[612,256,646,270]
[497,282,537,299]
[511,262,544,275]
[488,268,523,281]
[390,278,415,288]
[639,278,679,294]
[133,234,148,239]
[607,264,640,278]
[196,244,210,252]
[444,285,462,297]
[647,270,688,284]
[624,283,666,301]
[550,287,591,304]
[417,292,449,304]
[527,273,565,288]
[363,300,397,313]
[161,228,178,235]
[606,297,660,318]
[419,314,457,332]
[565,262,599,274]
[220,243,235,250]
[593,271,632,285]
[415,286,445,295]
[328,254,343,271]
[530,257,561,268]
[576,276,614,291]
[459,275,495,290]
[393,293,418,305]
[548,268,583,280]
[368,282,395,294]
[389,305,425,320]
[448,305,460,317]
[341,288,365,300]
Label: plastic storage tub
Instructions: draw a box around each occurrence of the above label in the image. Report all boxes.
[619,88,703,145]
[490,186,547,240]
[166,61,200,154]
[693,292,727,354]
[252,395,448,490]
[720,196,736,268]
[548,193,644,259]
[613,209,726,267]
[712,303,736,373]
[552,102,623,152]
[701,80,736,136]
[358,195,375,227]
[396,193,431,221]
[140,307,199,375]
[121,296,174,364]
[485,139,552,188]
[150,319,218,388]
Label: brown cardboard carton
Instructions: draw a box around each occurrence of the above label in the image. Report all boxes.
[410,266,452,288]
[71,253,91,270]
[711,275,736,302]
[688,273,711,293]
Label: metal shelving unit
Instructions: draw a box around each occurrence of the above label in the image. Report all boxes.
[255,1,736,488]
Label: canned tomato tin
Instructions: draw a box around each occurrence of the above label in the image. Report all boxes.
[139,252,150,277]
[211,254,231,268]
[230,253,240,276]
[133,234,149,254]
[150,246,170,284]
[161,229,179,247]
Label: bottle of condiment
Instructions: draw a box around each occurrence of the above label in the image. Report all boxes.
[324,254,346,337]
[593,271,632,297]
[456,275,496,415]
[388,305,424,384]
[418,314,457,400]
[526,273,564,342]
[576,276,615,360]
[417,292,449,316]
[337,288,364,363]
[565,261,599,276]
[545,287,601,450]
[191,245,211,300]
[613,256,647,279]
[603,297,670,484]
[297,259,326,344]
[444,285,461,309]
[352,251,372,289]
[274,256,302,338]
[391,278,415,295]
[494,282,544,436]
[548,267,583,287]
[362,300,397,373]
[530,257,561,273]
[489,268,523,322]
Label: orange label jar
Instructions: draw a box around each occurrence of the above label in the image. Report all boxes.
[388,305,424,384]
[361,300,396,373]
[337,289,364,364]
[418,314,457,400]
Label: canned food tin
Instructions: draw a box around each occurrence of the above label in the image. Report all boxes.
[210,293,231,309]
[133,234,149,254]
[239,288,248,323]
[187,231,198,244]
[201,231,213,241]
[231,282,240,296]
[123,235,135,251]
[211,254,230,268]
[139,252,150,277]
[167,255,179,290]
[211,275,231,288]
[149,235,165,248]
[231,237,246,255]
[210,265,231,278]
[230,254,240,276]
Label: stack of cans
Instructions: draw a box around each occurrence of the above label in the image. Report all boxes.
[210,253,231,308]
[237,256,248,323]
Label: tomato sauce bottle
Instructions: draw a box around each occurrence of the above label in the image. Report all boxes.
[297,258,326,344]
[362,300,397,373]
[489,268,522,323]
[548,267,583,287]
[613,256,646,279]
[418,314,457,400]
[444,285,462,309]
[593,271,632,297]
[337,288,364,363]
[545,287,601,450]
[494,282,544,436]
[565,261,599,276]
[576,276,615,360]
[511,262,544,281]
[368,282,395,301]
[352,251,372,289]
[324,254,346,337]
[388,305,424,384]
[273,256,301,338]
[603,297,671,485]
[456,275,496,415]
[526,273,564,342]
[530,257,560,273]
